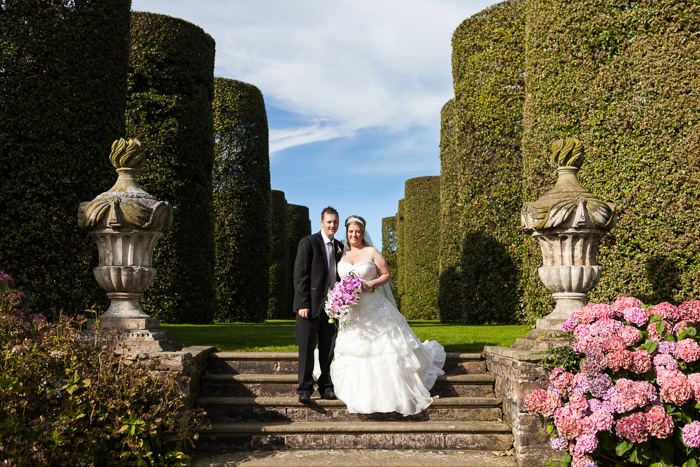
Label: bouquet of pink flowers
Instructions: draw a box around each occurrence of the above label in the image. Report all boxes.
[526,297,700,467]
[324,273,362,328]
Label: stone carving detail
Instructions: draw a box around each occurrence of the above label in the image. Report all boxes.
[79,139,179,351]
[521,138,616,330]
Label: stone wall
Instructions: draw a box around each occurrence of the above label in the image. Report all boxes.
[127,346,215,418]
[484,346,564,467]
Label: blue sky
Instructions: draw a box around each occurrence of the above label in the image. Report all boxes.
[130,0,499,248]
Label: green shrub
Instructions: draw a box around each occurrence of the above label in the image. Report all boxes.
[401,177,440,319]
[287,204,311,308]
[396,199,406,307]
[0,0,130,316]
[521,0,700,322]
[213,78,271,322]
[447,0,525,324]
[127,12,217,324]
[438,99,463,321]
[382,216,400,305]
[0,273,200,466]
[268,190,290,319]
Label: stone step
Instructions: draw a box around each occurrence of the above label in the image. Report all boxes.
[195,420,513,451]
[207,351,487,375]
[199,373,496,398]
[191,449,518,467]
[197,396,503,423]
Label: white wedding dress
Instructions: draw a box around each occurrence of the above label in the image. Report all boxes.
[330,260,446,416]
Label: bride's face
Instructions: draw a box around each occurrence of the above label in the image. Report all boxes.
[347,224,363,247]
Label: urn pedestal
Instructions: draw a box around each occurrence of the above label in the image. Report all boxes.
[79,139,181,352]
[521,138,616,333]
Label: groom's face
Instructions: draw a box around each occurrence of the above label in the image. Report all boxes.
[321,213,339,239]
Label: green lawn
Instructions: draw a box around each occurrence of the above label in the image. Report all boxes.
[162,320,531,353]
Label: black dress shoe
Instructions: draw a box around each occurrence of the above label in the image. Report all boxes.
[298,393,311,403]
[321,389,337,400]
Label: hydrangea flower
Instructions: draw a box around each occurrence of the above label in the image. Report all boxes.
[673,338,700,363]
[616,412,649,443]
[524,388,561,418]
[527,297,700,466]
[683,421,700,448]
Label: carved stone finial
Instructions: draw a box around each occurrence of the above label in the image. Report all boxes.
[109,138,146,169]
[78,138,179,352]
[78,139,172,232]
[521,138,617,331]
[550,137,584,168]
[521,139,616,234]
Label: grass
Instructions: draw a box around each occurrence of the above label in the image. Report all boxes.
[162,320,531,353]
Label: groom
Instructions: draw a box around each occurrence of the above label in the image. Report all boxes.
[293,206,342,403]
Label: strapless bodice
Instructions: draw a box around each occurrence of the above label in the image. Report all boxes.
[338,260,378,282]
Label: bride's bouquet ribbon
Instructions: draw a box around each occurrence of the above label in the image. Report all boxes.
[324,272,362,328]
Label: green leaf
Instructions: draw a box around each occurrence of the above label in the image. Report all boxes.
[616,440,633,456]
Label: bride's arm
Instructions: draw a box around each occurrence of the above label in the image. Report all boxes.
[361,248,391,291]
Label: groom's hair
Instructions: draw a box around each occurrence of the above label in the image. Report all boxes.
[321,206,339,220]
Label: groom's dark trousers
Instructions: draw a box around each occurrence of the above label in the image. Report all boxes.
[293,231,340,396]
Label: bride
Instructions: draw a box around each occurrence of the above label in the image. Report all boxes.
[330,215,446,416]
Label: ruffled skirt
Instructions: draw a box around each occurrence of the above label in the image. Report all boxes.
[330,291,446,416]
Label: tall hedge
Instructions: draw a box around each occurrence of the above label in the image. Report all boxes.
[521,0,700,321]
[268,190,289,319]
[447,0,525,324]
[396,199,406,307]
[126,12,216,324]
[382,216,400,305]
[438,99,463,321]
[401,177,441,319]
[287,204,311,310]
[212,78,270,322]
[0,0,131,315]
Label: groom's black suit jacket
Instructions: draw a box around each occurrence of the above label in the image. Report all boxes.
[293,231,343,318]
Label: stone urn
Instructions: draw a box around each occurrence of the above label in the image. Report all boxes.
[79,138,180,351]
[521,138,616,331]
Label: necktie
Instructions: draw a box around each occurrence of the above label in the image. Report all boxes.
[327,241,336,290]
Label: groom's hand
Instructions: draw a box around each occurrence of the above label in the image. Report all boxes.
[298,308,310,319]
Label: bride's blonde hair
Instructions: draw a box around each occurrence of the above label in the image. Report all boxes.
[345,215,369,246]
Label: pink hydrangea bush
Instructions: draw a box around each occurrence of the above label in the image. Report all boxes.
[526,297,700,466]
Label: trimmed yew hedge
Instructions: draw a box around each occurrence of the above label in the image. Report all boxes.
[213,78,271,322]
[396,199,406,307]
[400,177,440,319]
[438,99,463,321]
[381,216,400,305]
[521,0,700,321]
[445,0,525,324]
[126,12,216,324]
[0,0,131,315]
[268,190,289,319]
[287,204,311,310]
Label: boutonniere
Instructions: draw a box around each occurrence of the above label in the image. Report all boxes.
[335,242,343,259]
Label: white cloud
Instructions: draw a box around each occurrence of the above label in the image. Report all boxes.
[131,0,498,148]
[269,121,355,153]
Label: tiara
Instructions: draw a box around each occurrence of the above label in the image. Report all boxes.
[346,216,364,226]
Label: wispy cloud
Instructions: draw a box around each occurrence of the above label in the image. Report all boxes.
[269,121,354,154]
[132,0,498,150]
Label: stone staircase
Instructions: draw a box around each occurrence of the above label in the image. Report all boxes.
[193,352,513,452]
